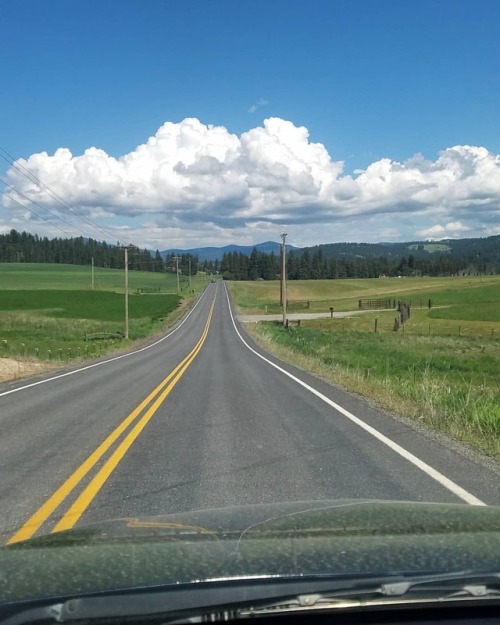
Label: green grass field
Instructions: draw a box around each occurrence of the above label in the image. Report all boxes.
[0,290,180,321]
[408,243,451,253]
[0,262,197,292]
[230,276,500,456]
[0,263,204,362]
[229,275,500,314]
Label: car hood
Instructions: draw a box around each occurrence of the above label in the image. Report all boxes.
[2,500,500,603]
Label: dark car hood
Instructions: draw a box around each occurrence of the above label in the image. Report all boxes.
[2,500,500,603]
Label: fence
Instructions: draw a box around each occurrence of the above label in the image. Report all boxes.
[394,301,411,331]
[305,317,498,339]
[136,287,167,293]
[359,298,433,310]
[358,298,395,310]
[84,332,125,341]
[286,299,336,312]
[286,299,311,311]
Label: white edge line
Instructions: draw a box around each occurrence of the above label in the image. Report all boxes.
[0,286,210,399]
[223,284,485,507]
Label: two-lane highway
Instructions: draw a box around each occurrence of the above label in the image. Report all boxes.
[1,282,499,544]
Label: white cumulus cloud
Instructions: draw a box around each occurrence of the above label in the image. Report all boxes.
[2,117,500,248]
[417,221,472,240]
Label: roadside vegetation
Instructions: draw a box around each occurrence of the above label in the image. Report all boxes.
[229,276,500,456]
[0,264,211,364]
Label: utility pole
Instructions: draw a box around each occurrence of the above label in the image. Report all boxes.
[123,245,133,339]
[188,258,192,288]
[279,243,283,306]
[172,255,181,294]
[281,233,288,326]
[91,257,95,290]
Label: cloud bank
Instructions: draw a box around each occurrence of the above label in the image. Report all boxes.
[2,117,500,248]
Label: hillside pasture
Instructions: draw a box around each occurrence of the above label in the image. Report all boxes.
[228,275,500,314]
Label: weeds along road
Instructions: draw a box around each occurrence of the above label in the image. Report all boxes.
[1,281,499,544]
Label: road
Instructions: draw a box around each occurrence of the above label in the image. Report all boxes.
[238,310,371,322]
[1,281,499,544]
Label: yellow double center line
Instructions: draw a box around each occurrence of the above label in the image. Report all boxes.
[7,295,217,545]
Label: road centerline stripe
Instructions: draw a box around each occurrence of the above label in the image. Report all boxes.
[6,294,216,544]
[53,298,216,532]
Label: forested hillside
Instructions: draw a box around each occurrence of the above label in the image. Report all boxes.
[308,236,500,264]
[220,237,500,280]
[0,230,201,275]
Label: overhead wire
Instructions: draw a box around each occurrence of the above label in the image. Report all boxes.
[0,177,88,238]
[0,185,73,237]
[0,146,117,239]
[0,146,117,242]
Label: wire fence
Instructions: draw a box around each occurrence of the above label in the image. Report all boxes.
[308,317,499,339]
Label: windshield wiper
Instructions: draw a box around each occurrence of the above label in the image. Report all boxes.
[3,571,500,625]
[242,572,500,616]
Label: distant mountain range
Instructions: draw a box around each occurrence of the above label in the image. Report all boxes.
[161,235,500,264]
[160,240,297,261]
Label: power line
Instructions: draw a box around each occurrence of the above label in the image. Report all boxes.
[0,146,117,239]
[0,185,73,237]
[0,146,117,241]
[0,177,88,238]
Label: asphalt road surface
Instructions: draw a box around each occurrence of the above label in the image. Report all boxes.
[1,282,499,544]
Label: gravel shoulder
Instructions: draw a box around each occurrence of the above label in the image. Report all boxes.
[0,358,60,383]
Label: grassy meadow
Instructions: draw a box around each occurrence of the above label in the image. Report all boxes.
[0,262,197,292]
[0,263,204,362]
[229,276,500,455]
[229,275,500,314]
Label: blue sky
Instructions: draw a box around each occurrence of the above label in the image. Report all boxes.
[1,0,499,249]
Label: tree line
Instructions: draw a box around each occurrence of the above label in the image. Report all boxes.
[220,246,497,280]
[0,229,204,275]
[1,229,497,281]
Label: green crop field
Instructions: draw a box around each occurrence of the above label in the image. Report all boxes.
[230,276,500,456]
[0,290,179,321]
[0,262,192,292]
[0,263,205,363]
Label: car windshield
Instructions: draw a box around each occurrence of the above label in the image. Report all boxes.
[1,0,500,615]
